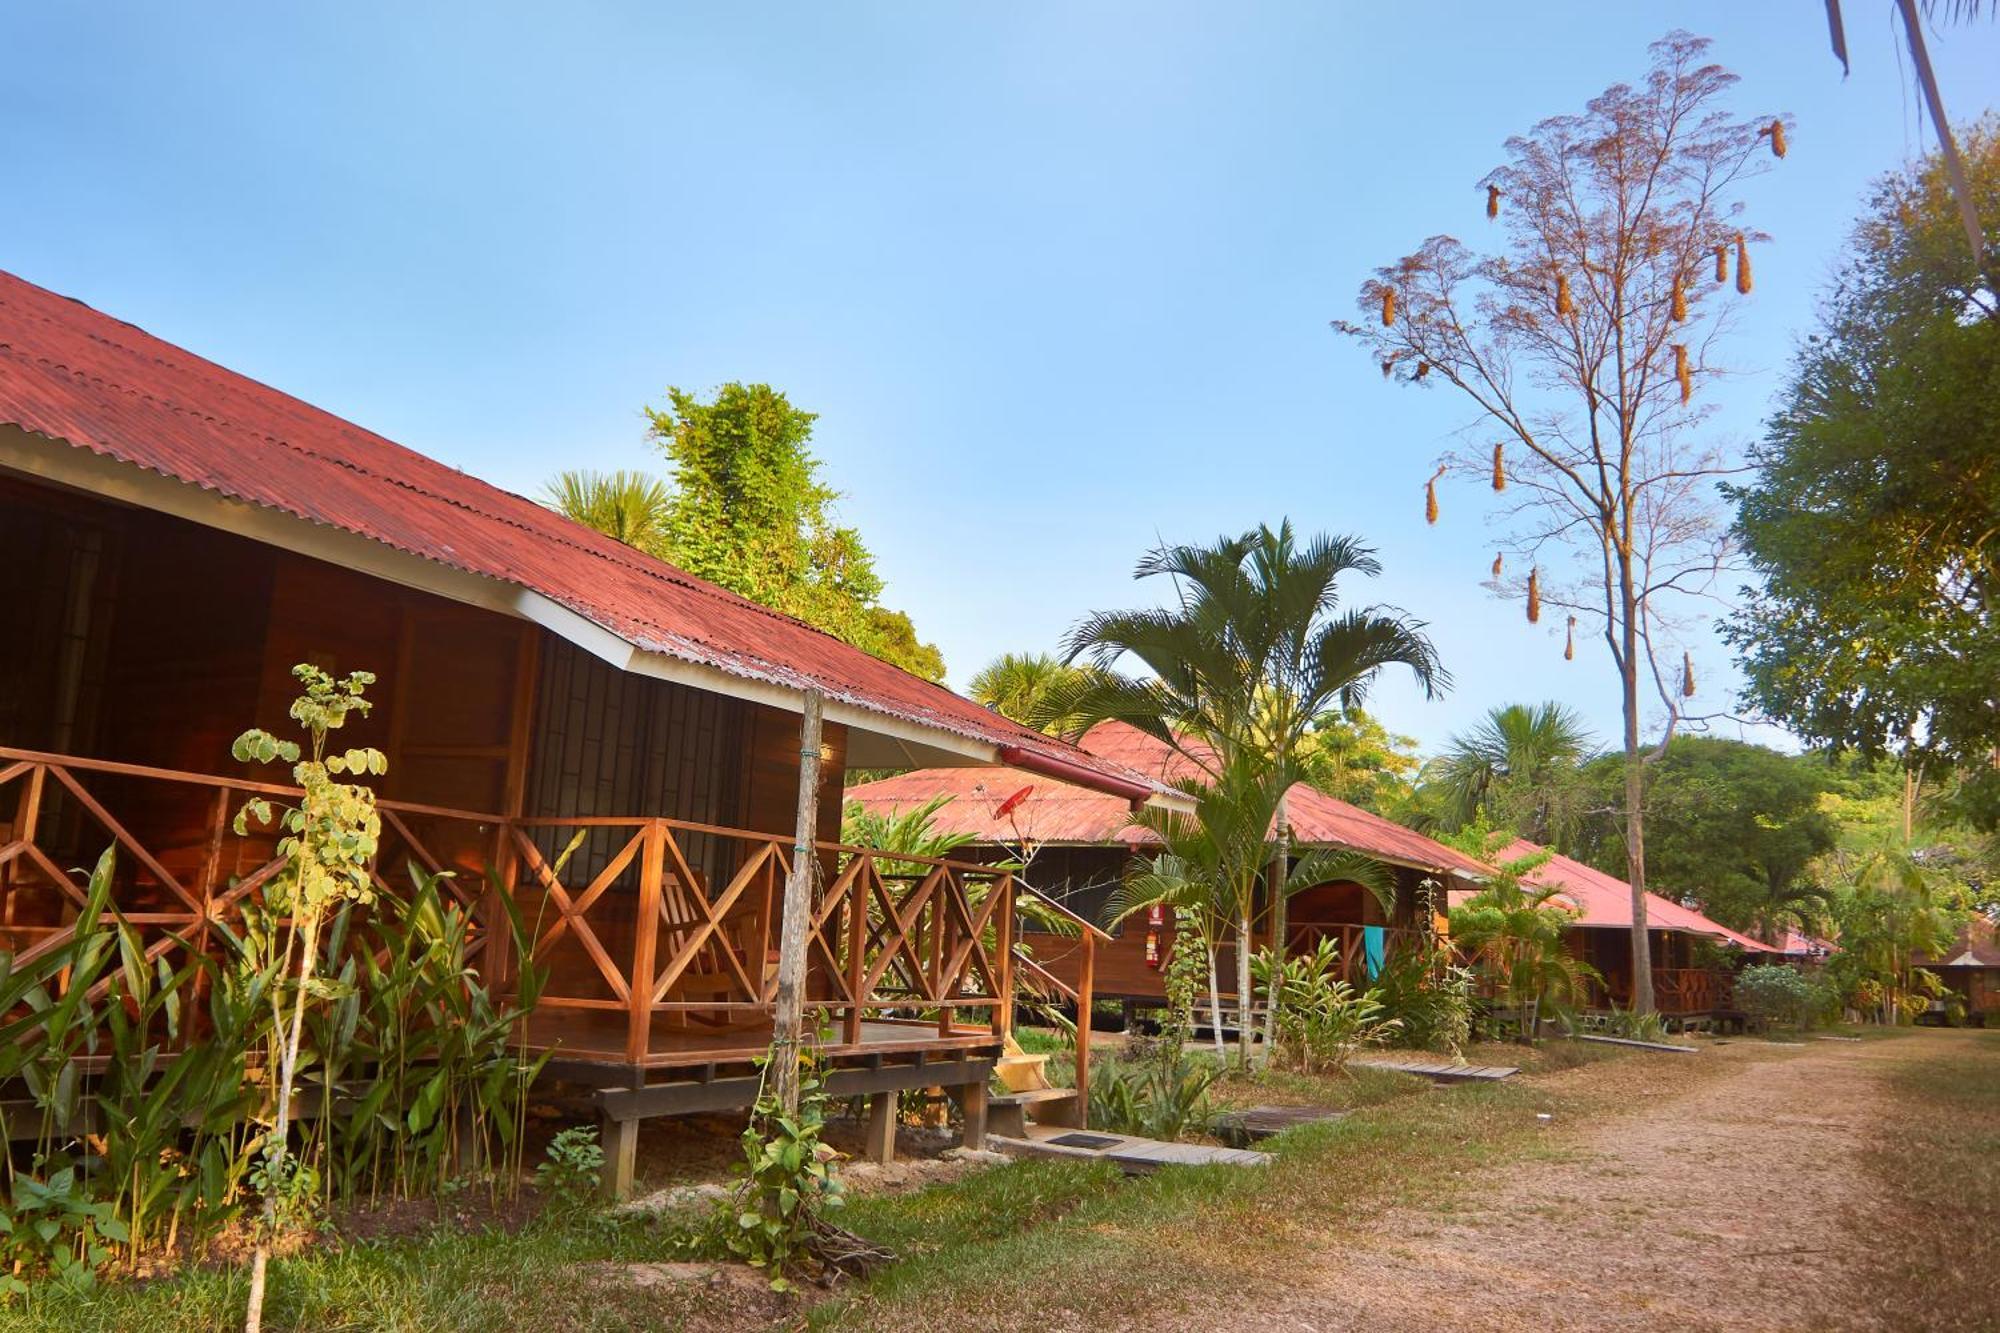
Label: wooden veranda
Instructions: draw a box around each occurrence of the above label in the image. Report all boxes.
[0,744,1104,1193]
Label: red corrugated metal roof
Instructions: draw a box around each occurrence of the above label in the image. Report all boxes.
[1495,839,1774,951]
[845,721,1492,882]
[0,269,1150,794]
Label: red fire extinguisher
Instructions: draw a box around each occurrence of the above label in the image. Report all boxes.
[1144,904,1165,969]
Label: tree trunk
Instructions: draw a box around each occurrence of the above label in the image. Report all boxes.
[1206,944,1226,1059]
[1261,790,1290,1054]
[1236,908,1256,1069]
[1620,580,1656,1016]
[770,690,825,1115]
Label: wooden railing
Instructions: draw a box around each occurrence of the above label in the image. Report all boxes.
[0,746,1030,1067]
[1585,966,1735,1015]
[1282,921,1424,981]
[1010,893,1109,1114]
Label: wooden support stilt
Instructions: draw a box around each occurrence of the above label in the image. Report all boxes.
[863,1090,897,1164]
[954,1081,988,1150]
[601,1110,639,1200]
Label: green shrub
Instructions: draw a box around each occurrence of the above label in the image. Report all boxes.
[1252,940,1400,1075]
[1370,946,1474,1056]
[534,1127,605,1209]
[1087,1058,1218,1140]
[1736,965,1838,1030]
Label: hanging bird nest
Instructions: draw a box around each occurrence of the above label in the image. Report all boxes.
[1671,276,1688,322]
[1381,287,1397,326]
[1526,567,1541,624]
[1491,552,1504,579]
[1673,343,1691,405]
[1564,616,1576,661]
[1491,442,1506,492]
[1380,358,1395,379]
[1769,119,1787,158]
[1714,244,1729,284]
[1682,651,1696,698]
[1555,272,1575,317]
[1486,184,1501,219]
[1415,360,1430,380]
[1735,234,1752,295]
[1425,464,1446,525]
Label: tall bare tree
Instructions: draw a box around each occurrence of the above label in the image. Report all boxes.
[1334,32,1787,1012]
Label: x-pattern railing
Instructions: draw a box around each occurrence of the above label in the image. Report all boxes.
[0,746,1116,1069]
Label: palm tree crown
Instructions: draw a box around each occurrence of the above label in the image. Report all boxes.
[1431,702,1595,843]
[543,469,675,555]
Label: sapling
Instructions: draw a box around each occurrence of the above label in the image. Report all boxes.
[232,665,385,1333]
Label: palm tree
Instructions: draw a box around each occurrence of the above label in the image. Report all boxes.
[1430,702,1594,844]
[967,653,1094,731]
[1825,1,1995,284]
[1447,838,1598,1034]
[1050,523,1444,1061]
[542,470,675,555]
[1104,753,1391,1063]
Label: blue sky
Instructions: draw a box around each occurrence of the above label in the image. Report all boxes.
[6,4,1996,756]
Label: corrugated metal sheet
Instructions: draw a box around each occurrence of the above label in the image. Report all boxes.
[846,721,1493,883]
[0,269,1150,794]
[1496,838,1775,951]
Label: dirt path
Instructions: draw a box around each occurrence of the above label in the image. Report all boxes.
[1200,1037,1925,1332]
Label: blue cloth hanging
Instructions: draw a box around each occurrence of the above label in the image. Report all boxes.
[1363,925,1386,978]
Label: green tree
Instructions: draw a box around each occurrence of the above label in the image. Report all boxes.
[967,652,1097,732]
[1106,752,1391,1064]
[1574,737,1836,939]
[1046,522,1445,1061]
[1294,707,1422,814]
[1444,824,1597,1034]
[1724,122,2000,816]
[1427,703,1595,845]
[547,383,945,681]
[541,470,674,554]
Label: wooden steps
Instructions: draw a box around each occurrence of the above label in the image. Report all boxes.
[1350,1055,1520,1084]
[990,1086,1080,1137]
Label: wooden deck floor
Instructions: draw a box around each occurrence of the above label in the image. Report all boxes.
[522,1009,1002,1071]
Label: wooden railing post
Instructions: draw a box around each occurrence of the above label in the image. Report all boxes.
[1074,929,1094,1115]
[994,872,1014,1042]
[934,869,952,1038]
[627,821,665,1066]
[843,853,869,1045]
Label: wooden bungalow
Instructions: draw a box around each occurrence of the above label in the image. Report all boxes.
[845,721,1491,1019]
[0,269,1156,1193]
[1916,919,2000,1026]
[1486,840,1775,1022]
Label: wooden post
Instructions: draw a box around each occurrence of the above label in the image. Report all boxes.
[1074,929,1094,1120]
[601,1110,639,1201]
[843,854,869,1045]
[487,626,540,988]
[770,690,824,1114]
[994,871,1015,1043]
[955,1081,988,1151]
[863,1090,896,1164]
[627,822,665,1066]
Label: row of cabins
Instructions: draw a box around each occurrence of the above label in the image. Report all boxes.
[0,268,1899,1202]
[0,268,1168,1194]
[848,725,1787,1026]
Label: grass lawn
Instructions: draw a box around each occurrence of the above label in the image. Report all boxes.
[9,1035,1874,1331]
[1851,1028,2000,1330]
